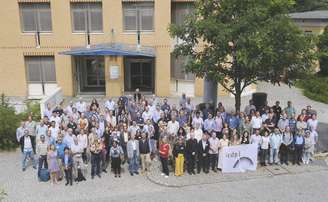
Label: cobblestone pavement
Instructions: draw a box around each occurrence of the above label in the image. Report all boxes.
[147,158,328,188]
[1,151,328,202]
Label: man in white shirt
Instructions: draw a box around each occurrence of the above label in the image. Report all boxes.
[194,123,203,142]
[251,129,262,151]
[105,98,115,112]
[251,111,263,130]
[142,106,153,122]
[192,111,204,129]
[167,115,180,136]
[49,121,59,140]
[16,121,25,142]
[75,98,86,114]
[63,128,75,148]
[35,121,48,143]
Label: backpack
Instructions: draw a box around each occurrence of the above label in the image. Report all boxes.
[39,168,50,182]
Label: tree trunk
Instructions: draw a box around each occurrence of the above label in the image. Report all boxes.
[203,76,218,106]
[234,81,242,112]
[235,91,241,112]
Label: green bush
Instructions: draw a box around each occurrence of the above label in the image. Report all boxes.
[18,101,41,121]
[0,94,20,150]
[296,75,328,104]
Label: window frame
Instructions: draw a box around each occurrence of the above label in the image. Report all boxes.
[25,56,56,84]
[170,54,195,81]
[122,2,154,32]
[70,2,103,33]
[19,2,52,33]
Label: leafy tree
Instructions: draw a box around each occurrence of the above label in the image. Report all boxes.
[318,26,328,76]
[292,0,328,12]
[0,94,20,150]
[169,0,316,111]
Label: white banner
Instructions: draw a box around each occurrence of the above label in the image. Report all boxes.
[221,144,258,173]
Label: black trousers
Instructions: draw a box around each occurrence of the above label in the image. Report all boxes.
[209,154,218,170]
[91,153,101,177]
[160,157,169,176]
[82,148,88,164]
[280,144,289,164]
[294,145,303,164]
[260,149,268,164]
[64,167,73,185]
[111,157,121,175]
[197,154,209,173]
[186,154,196,173]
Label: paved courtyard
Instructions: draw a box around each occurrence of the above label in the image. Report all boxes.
[1,150,328,202]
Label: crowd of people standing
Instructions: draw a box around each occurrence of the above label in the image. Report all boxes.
[17,92,319,185]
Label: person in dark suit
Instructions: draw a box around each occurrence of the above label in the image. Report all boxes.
[197,134,210,174]
[62,147,74,186]
[186,130,198,175]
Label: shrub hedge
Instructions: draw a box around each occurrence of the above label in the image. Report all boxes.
[296,75,328,104]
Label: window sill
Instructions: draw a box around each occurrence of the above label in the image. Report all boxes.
[72,32,105,35]
[122,31,154,35]
[21,32,53,35]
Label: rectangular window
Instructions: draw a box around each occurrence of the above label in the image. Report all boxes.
[71,3,103,33]
[19,3,52,32]
[171,2,194,26]
[25,56,56,83]
[123,2,154,32]
[170,54,195,81]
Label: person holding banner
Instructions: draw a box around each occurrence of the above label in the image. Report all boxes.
[218,134,230,170]
[197,134,210,174]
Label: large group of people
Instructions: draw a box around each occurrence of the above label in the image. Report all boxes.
[16,91,319,185]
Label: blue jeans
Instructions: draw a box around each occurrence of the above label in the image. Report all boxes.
[22,149,37,169]
[128,150,139,173]
[270,148,279,164]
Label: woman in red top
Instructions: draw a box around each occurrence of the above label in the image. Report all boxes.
[159,137,170,178]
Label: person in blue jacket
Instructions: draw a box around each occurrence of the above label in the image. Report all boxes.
[293,129,305,165]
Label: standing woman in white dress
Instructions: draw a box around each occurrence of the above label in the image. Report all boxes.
[218,134,230,170]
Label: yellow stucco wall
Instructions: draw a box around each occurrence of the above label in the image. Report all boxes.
[0,0,174,97]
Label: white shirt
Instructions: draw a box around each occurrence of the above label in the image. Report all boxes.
[194,128,203,142]
[50,116,61,129]
[71,143,83,154]
[142,111,152,122]
[76,101,86,113]
[24,136,32,151]
[50,127,59,140]
[192,117,204,128]
[132,140,137,150]
[251,134,262,147]
[167,120,180,135]
[307,118,318,131]
[251,116,263,129]
[260,136,270,149]
[77,134,88,149]
[105,100,115,111]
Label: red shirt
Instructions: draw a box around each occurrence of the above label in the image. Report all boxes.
[159,143,170,159]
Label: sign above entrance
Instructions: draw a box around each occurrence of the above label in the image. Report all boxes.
[110,66,120,79]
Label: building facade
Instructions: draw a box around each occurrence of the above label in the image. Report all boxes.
[0,0,237,100]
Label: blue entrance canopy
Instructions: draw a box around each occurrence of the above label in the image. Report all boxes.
[59,43,156,57]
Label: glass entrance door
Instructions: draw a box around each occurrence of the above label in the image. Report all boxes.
[124,58,154,92]
[76,56,105,93]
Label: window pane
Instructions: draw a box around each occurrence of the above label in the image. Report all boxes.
[26,57,42,82]
[72,9,86,32]
[170,54,194,80]
[41,57,56,82]
[124,9,137,31]
[171,3,194,26]
[20,4,37,32]
[89,4,103,32]
[71,3,87,32]
[38,4,52,32]
[140,8,153,31]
